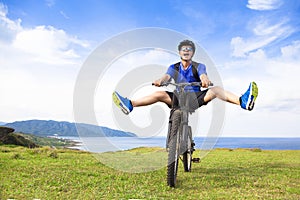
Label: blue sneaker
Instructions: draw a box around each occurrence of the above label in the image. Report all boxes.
[112,91,133,115]
[240,82,258,111]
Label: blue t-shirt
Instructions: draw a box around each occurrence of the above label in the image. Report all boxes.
[166,62,207,92]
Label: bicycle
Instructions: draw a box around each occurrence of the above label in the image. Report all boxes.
[160,81,210,187]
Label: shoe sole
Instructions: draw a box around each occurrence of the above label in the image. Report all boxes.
[248,82,258,111]
[112,92,130,115]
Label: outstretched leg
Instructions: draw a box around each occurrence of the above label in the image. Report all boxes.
[204,82,258,111]
[132,91,172,107]
[113,91,172,115]
[204,86,240,105]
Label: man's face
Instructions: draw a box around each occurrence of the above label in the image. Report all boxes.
[179,45,194,61]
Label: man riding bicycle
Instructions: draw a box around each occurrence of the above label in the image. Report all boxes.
[113,39,258,114]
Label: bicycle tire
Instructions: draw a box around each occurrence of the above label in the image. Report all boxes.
[167,110,181,187]
[183,126,192,172]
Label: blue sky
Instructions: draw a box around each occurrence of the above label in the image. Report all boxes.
[1,0,300,137]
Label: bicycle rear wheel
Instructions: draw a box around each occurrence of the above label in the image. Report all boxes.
[167,110,181,187]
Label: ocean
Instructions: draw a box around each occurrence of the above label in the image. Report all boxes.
[62,136,300,153]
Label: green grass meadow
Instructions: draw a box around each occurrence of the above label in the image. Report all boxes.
[0,146,299,199]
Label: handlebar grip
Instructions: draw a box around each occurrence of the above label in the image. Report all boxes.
[152,83,162,87]
[152,82,169,87]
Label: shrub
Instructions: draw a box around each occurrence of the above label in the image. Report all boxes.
[49,151,58,158]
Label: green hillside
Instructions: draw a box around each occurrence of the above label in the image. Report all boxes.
[0,126,78,148]
[1,146,299,199]
[0,127,38,148]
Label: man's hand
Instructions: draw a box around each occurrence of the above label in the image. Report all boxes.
[153,74,171,87]
[152,79,162,87]
[200,74,211,88]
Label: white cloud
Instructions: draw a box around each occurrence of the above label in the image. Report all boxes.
[252,18,291,36]
[247,0,283,10]
[60,11,70,19]
[231,18,294,57]
[220,41,300,137]
[231,36,273,58]
[0,3,22,42]
[1,2,90,65]
[0,3,91,123]
[280,40,300,59]
[0,4,12,24]
[45,0,55,7]
[226,42,300,108]
[12,25,89,65]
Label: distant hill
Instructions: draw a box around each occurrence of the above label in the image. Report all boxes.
[4,120,136,137]
[0,122,6,125]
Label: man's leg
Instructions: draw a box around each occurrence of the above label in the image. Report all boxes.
[203,82,258,110]
[113,91,172,115]
[204,86,240,105]
[132,91,172,107]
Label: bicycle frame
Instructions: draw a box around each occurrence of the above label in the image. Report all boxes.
[164,82,202,187]
[174,88,193,156]
[165,81,201,149]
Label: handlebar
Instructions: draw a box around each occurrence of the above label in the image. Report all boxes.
[152,82,214,88]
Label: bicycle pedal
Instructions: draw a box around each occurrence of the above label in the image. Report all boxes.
[191,142,196,152]
[192,158,200,163]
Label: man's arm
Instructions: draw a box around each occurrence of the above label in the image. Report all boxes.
[197,63,211,88]
[200,74,211,88]
[153,74,171,86]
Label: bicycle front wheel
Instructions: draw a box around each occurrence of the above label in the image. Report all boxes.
[183,126,193,172]
[167,110,181,187]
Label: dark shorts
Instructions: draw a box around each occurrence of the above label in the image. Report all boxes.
[166,89,210,111]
